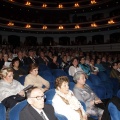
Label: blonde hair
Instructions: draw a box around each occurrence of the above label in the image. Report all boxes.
[0,67,13,78]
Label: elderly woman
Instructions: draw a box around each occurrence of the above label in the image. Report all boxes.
[73,71,104,120]
[0,67,25,108]
[24,63,50,92]
[52,76,87,120]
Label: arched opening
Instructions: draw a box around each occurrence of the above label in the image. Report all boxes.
[75,36,87,45]
[24,36,38,46]
[110,33,120,43]
[59,37,70,45]
[8,35,20,47]
[92,35,104,44]
[42,37,54,46]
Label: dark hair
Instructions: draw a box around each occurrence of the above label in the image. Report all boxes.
[70,57,79,67]
[55,76,69,89]
[28,63,39,73]
[12,58,19,66]
[111,62,118,67]
[26,86,38,98]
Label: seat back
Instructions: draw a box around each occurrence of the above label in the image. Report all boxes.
[108,102,120,120]
[18,75,26,85]
[117,89,120,98]
[9,100,27,120]
[0,103,6,120]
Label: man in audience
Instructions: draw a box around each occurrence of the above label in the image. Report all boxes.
[19,87,58,120]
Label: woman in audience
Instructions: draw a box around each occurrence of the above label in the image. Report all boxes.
[24,63,50,92]
[110,62,120,82]
[12,58,27,80]
[69,57,84,77]
[95,58,106,72]
[79,56,91,76]
[73,71,104,120]
[52,76,87,120]
[0,67,25,108]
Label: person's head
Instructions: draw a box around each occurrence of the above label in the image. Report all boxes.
[53,55,57,63]
[40,51,45,58]
[55,76,69,94]
[80,56,85,64]
[102,57,106,62]
[71,57,78,67]
[29,49,34,57]
[27,87,45,110]
[17,51,23,58]
[90,59,95,66]
[62,55,67,62]
[117,61,120,69]
[96,58,101,64]
[28,63,39,76]
[73,71,86,85]
[0,67,13,83]
[12,58,20,68]
[112,62,118,70]
[3,54,8,61]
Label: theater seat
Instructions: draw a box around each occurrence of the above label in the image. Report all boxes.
[108,102,120,120]
[9,99,67,120]
[0,103,6,120]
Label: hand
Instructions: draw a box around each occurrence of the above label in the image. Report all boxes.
[82,114,88,120]
[94,98,102,104]
[18,90,25,97]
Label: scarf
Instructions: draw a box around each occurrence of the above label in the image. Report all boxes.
[56,89,83,111]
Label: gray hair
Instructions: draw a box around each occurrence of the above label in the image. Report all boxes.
[73,71,85,83]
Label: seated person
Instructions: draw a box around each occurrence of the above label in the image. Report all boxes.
[73,71,104,120]
[110,62,120,82]
[52,76,87,120]
[12,58,27,80]
[95,58,106,72]
[60,55,70,70]
[19,87,58,120]
[117,61,120,72]
[49,55,59,69]
[0,67,25,108]
[24,63,50,92]
[69,57,84,77]
[79,56,91,76]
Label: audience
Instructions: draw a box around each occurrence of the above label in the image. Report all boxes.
[52,76,87,120]
[24,63,50,92]
[19,87,58,120]
[73,71,104,120]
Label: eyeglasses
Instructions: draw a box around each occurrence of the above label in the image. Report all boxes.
[29,95,46,100]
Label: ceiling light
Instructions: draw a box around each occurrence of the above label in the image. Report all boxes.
[25,1,31,6]
[74,3,79,7]
[91,23,97,27]
[7,22,14,26]
[42,25,47,29]
[42,3,47,8]
[59,25,64,29]
[75,24,80,29]
[108,19,115,24]
[91,0,96,4]
[25,24,31,28]
[58,4,63,8]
